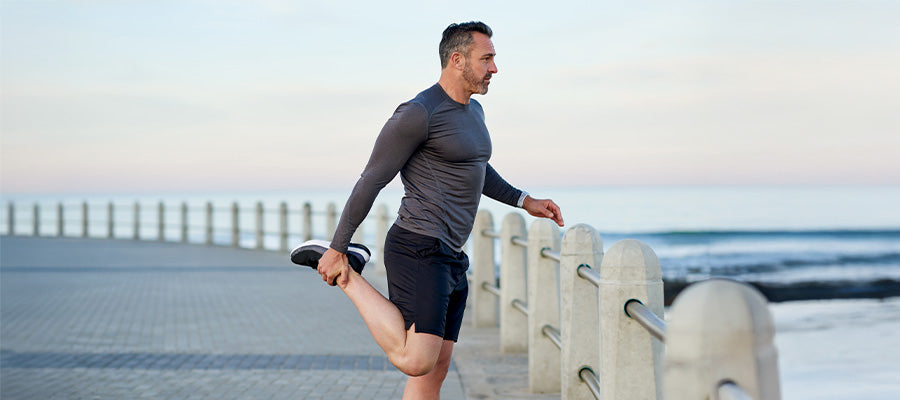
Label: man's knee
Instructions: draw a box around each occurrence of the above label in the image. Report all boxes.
[387,326,444,376]
[392,352,439,377]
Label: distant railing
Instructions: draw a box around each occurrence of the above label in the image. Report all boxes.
[470,210,782,400]
[2,200,393,273]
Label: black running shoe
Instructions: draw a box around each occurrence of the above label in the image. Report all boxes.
[290,240,371,274]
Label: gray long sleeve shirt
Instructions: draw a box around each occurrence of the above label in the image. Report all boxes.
[330,84,522,253]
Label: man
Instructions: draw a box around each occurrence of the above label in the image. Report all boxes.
[316,21,564,399]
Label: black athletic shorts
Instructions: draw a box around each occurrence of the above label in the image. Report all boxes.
[383,224,469,342]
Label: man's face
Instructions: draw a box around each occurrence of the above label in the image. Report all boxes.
[462,32,498,95]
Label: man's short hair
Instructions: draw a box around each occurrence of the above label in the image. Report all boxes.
[439,21,493,68]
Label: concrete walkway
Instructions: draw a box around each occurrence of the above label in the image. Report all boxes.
[0,236,559,399]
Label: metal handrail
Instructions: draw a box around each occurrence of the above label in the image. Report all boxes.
[511,299,529,315]
[541,248,560,262]
[718,381,754,400]
[576,264,602,287]
[481,229,500,239]
[511,236,528,247]
[578,367,601,400]
[505,233,560,262]
[624,299,666,342]
[481,281,501,297]
[542,325,562,350]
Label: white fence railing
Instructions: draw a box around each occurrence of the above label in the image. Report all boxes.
[470,210,782,400]
[2,200,393,273]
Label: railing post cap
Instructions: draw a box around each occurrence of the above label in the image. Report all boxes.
[562,223,597,241]
[668,279,774,338]
[665,279,780,400]
[527,217,559,236]
[561,223,602,254]
[501,212,525,226]
[599,239,661,279]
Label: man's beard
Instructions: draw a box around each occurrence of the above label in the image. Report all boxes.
[463,62,490,95]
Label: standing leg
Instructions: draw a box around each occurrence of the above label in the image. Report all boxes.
[403,340,455,400]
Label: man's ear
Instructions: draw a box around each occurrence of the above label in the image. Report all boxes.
[450,52,465,71]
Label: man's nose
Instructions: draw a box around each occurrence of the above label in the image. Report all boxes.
[489,61,498,74]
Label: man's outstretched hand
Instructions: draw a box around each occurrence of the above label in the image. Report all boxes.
[318,248,351,288]
[522,195,564,227]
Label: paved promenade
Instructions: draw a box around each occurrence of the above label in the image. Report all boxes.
[0,236,558,399]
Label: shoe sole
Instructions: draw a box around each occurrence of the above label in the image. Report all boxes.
[290,240,371,274]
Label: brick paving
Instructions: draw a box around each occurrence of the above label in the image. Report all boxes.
[0,236,465,399]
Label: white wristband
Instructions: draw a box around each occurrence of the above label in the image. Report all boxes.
[516,191,529,208]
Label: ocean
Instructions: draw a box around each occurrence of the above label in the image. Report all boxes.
[3,185,899,302]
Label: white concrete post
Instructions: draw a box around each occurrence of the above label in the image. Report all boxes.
[326,202,337,239]
[7,203,13,236]
[181,202,189,243]
[471,210,498,328]
[205,202,213,245]
[302,202,313,241]
[57,203,64,237]
[231,202,240,248]
[526,219,561,393]
[133,202,140,240]
[374,204,389,274]
[665,279,781,400]
[560,224,604,400]
[255,202,265,250]
[500,212,528,353]
[81,201,89,238]
[279,202,289,252]
[32,203,40,236]
[107,202,114,238]
[157,202,165,242]
[599,239,665,400]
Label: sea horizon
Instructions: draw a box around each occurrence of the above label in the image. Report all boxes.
[3,184,899,304]
[3,183,899,228]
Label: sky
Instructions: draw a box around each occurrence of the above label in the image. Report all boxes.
[1,0,898,195]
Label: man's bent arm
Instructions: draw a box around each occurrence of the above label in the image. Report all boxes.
[484,163,565,227]
[330,103,429,253]
[482,163,523,208]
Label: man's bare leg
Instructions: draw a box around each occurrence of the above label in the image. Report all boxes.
[341,270,444,376]
[403,340,454,400]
